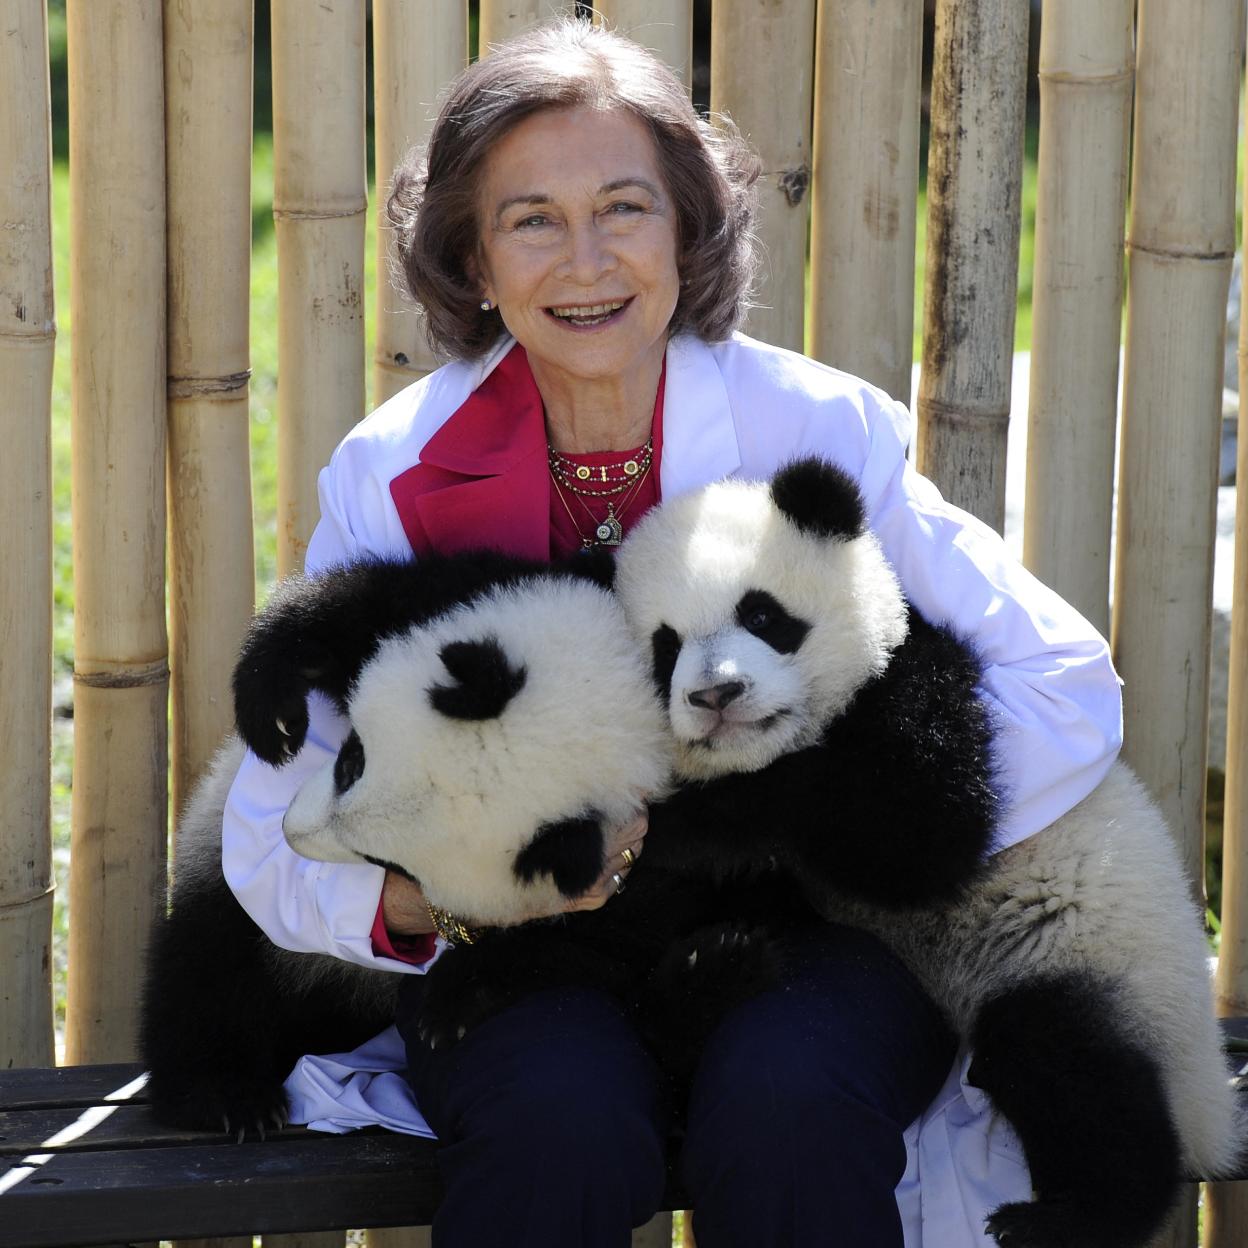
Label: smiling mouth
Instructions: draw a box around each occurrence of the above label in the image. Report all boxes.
[545,298,631,327]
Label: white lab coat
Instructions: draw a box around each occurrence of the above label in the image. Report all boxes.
[225,331,1121,1244]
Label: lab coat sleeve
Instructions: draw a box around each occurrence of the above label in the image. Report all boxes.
[220,456,437,972]
[853,390,1123,847]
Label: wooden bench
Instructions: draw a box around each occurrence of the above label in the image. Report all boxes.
[3,1024,1246,1248]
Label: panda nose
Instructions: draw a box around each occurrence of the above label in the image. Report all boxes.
[687,680,746,712]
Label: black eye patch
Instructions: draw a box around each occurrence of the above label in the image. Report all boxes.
[651,624,682,701]
[333,729,366,793]
[735,590,810,654]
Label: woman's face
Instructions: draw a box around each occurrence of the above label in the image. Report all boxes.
[473,105,681,391]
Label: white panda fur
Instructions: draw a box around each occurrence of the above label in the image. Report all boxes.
[284,575,672,925]
[617,475,908,780]
[142,552,672,1135]
[824,763,1238,1178]
[614,458,1243,1247]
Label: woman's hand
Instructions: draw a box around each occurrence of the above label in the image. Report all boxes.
[560,808,648,913]
[381,810,649,935]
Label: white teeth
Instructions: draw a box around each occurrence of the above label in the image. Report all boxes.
[550,300,625,319]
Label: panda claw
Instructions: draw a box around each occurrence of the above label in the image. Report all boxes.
[235,1125,246,1145]
[457,1025,467,1040]
[276,718,290,737]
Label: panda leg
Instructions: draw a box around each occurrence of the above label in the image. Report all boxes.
[968,974,1182,1248]
[141,872,389,1137]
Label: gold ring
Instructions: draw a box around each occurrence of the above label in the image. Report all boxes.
[621,847,637,869]
[611,872,626,895]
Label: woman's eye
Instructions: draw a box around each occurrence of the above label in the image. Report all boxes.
[515,214,550,229]
[604,201,643,216]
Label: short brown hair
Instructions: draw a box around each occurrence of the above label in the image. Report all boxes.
[385,18,760,361]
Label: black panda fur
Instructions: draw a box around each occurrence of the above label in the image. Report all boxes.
[612,457,1243,1248]
[140,548,669,1134]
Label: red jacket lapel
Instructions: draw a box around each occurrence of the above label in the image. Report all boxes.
[389,345,551,559]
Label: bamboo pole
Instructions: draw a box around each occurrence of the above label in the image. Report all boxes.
[272,0,367,578]
[65,0,168,1064]
[263,1234,343,1248]
[365,1228,430,1248]
[1022,2,1133,638]
[164,0,255,823]
[1112,0,1240,896]
[0,0,56,1068]
[479,1,572,52]
[373,1,467,404]
[809,0,922,402]
[916,0,1029,532]
[1207,27,1248,1248]
[595,0,692,85]
[710,0,816,353]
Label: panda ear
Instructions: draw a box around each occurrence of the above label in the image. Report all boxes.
[429,638,527,720]
[770,457,866,540]
[512,813,605,897]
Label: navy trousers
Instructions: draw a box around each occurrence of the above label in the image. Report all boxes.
[399,925,954,1248]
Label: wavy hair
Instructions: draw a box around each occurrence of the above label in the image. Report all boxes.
[385,18,761,361]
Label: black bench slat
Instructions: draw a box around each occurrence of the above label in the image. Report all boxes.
[0,1133,441,1248]
[0,1103,305,1155]
[0,1065,148,1112]
[2,1019,1246,1248]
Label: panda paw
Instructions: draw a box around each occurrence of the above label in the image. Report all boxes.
[655,923,783,1003]
[414,969,517,1053]
[985,1199,1103,1248]
[234,688,310,766]
[636,923,784,1077]
[150,1078,291,1142]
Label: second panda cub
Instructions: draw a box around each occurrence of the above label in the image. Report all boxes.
[616,458,1239,1248]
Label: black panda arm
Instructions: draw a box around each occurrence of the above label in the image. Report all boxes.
[793,610,1001,906]
[234,550,555,765]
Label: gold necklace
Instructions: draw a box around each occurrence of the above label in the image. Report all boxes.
[548,437,654,498]
[551,458,652,548]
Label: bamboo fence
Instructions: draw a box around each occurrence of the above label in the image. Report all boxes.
[916,0,1030,533]
[271,0,367,578]
[372,2,467,404]
[6,1,1248,1244]
[710,0,816,354]
[65,0,169,1066]
[1021,0,1132,638]
[165,0,256,823]
[809,0,922,403]
[0,0,55,1069]
[1211,68,1248,1237]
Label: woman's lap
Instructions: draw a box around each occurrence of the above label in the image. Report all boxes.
[399,925,955,1248]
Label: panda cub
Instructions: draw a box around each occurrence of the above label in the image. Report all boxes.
[140,550,670,1135]
[614,457,1242,1248]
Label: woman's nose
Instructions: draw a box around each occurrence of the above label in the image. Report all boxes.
[557,220,616,284]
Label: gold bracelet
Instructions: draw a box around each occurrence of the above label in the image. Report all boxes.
[426,900,482,946]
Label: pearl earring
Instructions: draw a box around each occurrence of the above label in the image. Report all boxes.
[480,299,493,311]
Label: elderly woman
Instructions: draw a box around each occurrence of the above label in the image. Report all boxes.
[222,20,1121,1248]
